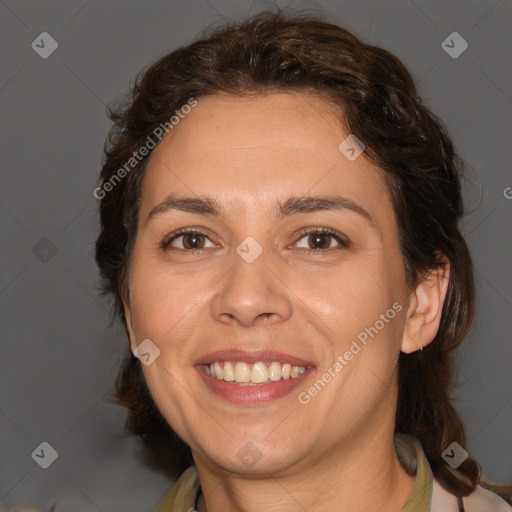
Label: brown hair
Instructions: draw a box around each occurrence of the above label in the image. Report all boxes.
[96,10,482,497]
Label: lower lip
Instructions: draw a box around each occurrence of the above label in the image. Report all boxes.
[196,366,313,404]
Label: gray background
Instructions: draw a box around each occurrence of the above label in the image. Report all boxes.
[1,0,511,510]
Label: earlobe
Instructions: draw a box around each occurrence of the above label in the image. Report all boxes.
[401,260,450,354]
[122,291,138,355]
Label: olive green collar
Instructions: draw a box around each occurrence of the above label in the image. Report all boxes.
[156,434,433,512]
[396,434,433,512]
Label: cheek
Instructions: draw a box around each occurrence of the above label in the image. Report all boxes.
[128,259,203,347]
[292,256,405,406]
[294,257,401,337]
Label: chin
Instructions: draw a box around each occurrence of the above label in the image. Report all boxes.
[198,437,303,476]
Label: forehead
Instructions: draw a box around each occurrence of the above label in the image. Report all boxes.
[139,92,393,223]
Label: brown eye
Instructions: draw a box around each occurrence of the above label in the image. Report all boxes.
[307,233,332,249]
[162,230,216,251]
[294,228,349,251]
[181,233,205,249]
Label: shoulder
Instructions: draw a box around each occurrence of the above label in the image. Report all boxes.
[464,485,512,512]
[432,478,512,512]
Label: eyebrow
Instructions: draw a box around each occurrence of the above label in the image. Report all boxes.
[145,194,375,226]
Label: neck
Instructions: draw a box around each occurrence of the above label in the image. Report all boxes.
[194,420,415,512]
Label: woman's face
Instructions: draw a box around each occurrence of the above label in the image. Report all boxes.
[124,92,412,475]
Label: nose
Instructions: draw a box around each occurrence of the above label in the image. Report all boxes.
[210,246,293,328]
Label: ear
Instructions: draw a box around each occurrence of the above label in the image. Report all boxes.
[122,289,138,355]
[401,258,450,354]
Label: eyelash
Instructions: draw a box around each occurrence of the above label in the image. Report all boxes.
[161,227,349,255]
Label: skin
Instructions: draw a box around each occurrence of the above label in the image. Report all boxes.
[123,91,450,512]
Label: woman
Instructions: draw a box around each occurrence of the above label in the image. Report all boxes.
[95,11,512,512]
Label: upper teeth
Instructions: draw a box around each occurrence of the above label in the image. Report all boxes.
[206,361,307,384]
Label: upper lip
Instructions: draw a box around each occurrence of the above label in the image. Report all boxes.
[194,349,315,368]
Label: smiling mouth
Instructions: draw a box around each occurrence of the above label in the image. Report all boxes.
[203,360,311,385]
